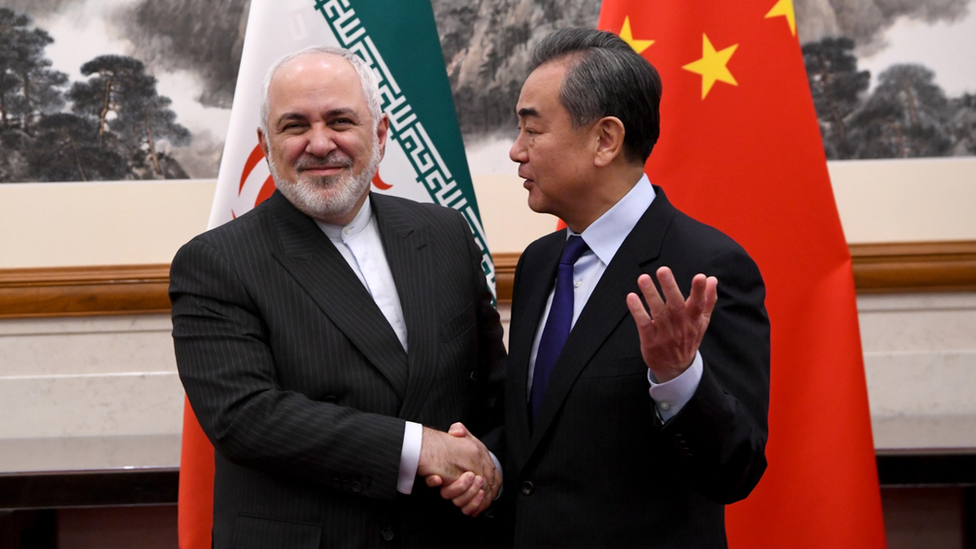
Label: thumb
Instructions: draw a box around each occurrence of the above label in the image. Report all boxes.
[448,422,469,438]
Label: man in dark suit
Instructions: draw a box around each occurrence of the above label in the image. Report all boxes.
[170,46,505,548]
[501,28,770,547]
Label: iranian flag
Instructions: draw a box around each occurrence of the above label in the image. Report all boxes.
[598,1,887,548]
[178,1,492,547]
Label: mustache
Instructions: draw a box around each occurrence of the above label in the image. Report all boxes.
[295,153,354,171]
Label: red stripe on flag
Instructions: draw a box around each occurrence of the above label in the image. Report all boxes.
[239,144,266,195]
[255,175,276,207]
[177,401,214,549]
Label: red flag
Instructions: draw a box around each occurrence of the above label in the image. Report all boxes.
[598,2,886,548]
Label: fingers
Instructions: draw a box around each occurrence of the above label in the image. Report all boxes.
[638,272,667,318]
[425,474,444,488]
[626,291,653,331]
[460,487,487,516]
[703,276,718,318]
[438,471,476,499]
[655,267,687,317]
[448,422,469,437]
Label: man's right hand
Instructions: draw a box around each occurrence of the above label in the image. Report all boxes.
[418,423,499,516]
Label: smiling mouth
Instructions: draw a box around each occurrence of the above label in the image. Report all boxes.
[300,165,346,174]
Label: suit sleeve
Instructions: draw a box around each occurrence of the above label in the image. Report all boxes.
[170,237,405,500]
[659,246,771,504]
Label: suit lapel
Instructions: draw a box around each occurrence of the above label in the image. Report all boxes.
[266,192,409,398]
[370,194,437,420]
[525,189,678,460]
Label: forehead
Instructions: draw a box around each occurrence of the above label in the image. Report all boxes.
[516,61,570,118]
[268,54,366,115]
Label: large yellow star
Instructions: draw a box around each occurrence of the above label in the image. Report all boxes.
[682,34,738,99]
[618,16,654,54]
[765,0,796,36]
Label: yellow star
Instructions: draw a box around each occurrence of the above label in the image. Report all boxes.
[765,0,796,36]
[618,16,654,54]
[682,34,739,99]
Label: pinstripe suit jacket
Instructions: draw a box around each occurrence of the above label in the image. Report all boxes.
[170,191,505,549]
[499,188,770,548]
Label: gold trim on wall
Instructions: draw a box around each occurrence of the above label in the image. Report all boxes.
[1,241,974,317]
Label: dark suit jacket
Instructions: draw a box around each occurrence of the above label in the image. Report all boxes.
[501,187,770,548]
[170,191,506,549]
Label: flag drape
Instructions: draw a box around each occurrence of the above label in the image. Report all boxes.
[597,1,887,547]
[178,1,490,546]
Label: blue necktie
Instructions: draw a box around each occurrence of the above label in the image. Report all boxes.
[530,235,589,426]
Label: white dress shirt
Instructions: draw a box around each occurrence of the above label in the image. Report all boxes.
[316,197,422,494]
[317,196,499,495]
[526,175,703,422]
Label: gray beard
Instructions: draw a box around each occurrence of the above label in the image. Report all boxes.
[268,138,381,222]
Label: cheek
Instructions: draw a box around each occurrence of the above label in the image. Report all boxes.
[277,137,308,160]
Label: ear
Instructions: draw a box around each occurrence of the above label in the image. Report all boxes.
[257,128,269,158]
[592,116,626,168]
[375,113,390,159]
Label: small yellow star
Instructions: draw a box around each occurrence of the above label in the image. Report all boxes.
[765,0,796,36]
[618,16,654,54]
[682,34,738,99]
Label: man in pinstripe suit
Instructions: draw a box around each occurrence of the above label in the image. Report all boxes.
[170,46,505,548]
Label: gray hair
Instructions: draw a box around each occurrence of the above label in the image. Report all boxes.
[259,45,383,134]
[529,28,662,163]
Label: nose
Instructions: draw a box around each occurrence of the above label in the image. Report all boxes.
[305,125,337,157]
[510,134,527,164]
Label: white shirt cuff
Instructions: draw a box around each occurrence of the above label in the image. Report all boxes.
[397,421,423,494]
[647,351,703,422]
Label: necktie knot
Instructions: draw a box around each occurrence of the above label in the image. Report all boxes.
[559,235,589,267]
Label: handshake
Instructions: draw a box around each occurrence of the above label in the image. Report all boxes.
[418,422,501,517]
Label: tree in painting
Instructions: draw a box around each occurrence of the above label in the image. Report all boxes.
[0,8,191,183]
[848,64,953,159]
[802,37,870,159]
[70,55,190,179]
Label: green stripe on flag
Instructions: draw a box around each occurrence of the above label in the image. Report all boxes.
[313,0,496,297]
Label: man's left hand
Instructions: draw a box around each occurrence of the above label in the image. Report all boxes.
[626,266,717,382]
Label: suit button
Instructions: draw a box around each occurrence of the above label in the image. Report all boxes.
[521,481,534,495]
[381,527,395,541]
[350,480,363,493]
[470,371,477,382]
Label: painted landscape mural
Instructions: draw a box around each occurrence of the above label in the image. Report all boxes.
[0,0,973,183]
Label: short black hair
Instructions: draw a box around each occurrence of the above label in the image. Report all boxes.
[530,27,662,163]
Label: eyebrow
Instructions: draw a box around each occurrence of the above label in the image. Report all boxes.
[516,107,540,118]
[275,112,307,128]
[275,108,360,128]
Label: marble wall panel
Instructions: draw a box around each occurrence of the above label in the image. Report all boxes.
[0,315,176,376]
[0,371,183,439]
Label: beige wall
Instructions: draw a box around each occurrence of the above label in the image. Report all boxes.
[1,157,974,269]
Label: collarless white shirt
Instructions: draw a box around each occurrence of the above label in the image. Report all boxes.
[527,175,702,421]
[316,197,408,352]
[315,197,421,494]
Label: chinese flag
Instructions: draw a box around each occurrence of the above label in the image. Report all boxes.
[598,2,886,548]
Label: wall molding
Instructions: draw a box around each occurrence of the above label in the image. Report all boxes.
[1,241,974,318]
[0,264,171,318]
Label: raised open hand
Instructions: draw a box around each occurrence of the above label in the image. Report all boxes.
[625,267,718,382]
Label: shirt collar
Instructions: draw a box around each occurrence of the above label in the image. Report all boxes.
[574,174,656,265]
[315,195,373,241]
